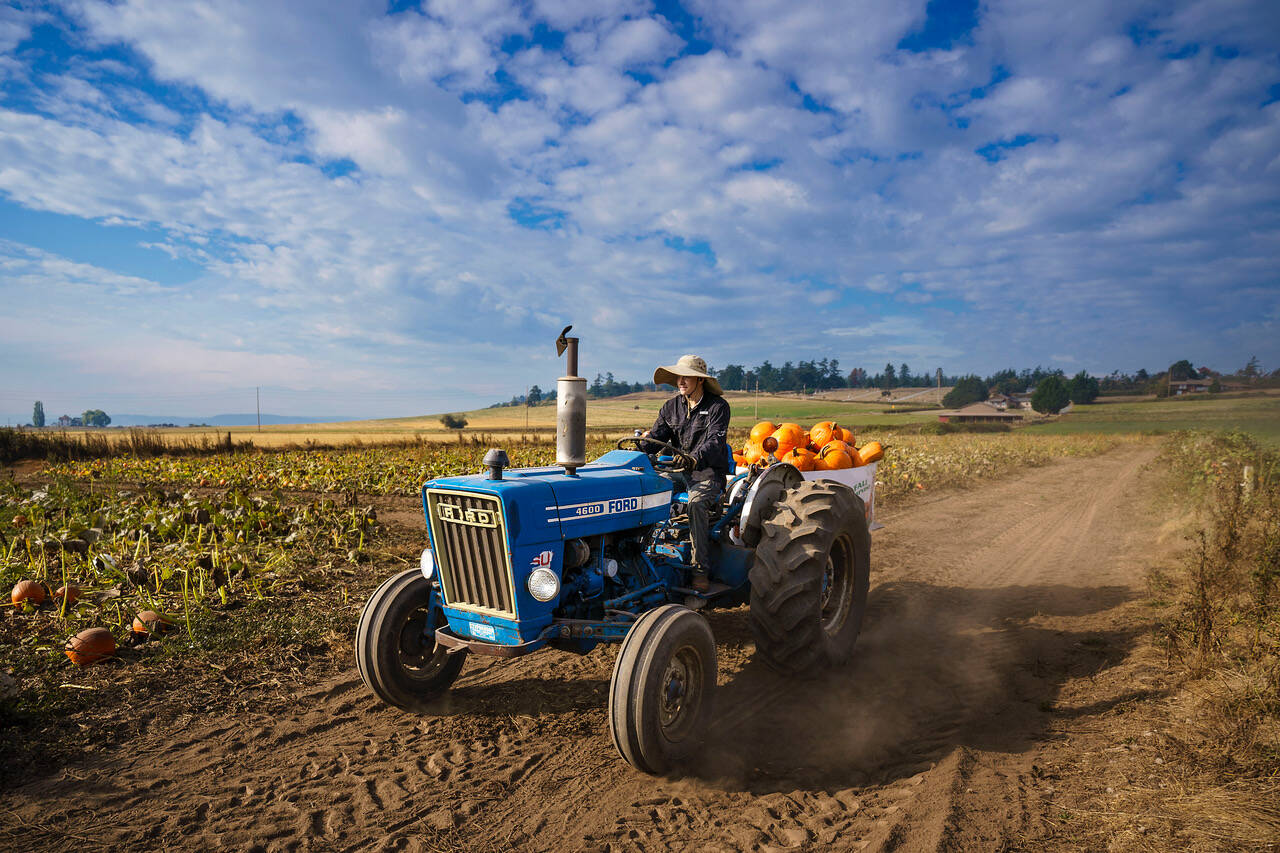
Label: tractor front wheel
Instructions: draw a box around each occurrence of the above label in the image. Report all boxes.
[749,479,870,675]
[608,605,716,774]
[356,568,466,712]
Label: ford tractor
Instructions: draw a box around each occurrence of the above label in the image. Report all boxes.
[356,327,872,774]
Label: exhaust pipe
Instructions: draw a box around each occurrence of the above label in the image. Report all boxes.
[556,325,586,475]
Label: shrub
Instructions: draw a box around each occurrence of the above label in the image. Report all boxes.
[942,375,987,408]
[439,413,468,430]
[1031,375,1070,414]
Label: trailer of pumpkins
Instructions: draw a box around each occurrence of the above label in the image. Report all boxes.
[733,420,884,529]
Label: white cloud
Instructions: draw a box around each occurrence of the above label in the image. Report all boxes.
[0,0,1276,417]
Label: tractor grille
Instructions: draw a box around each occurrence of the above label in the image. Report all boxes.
[426,490,517,618]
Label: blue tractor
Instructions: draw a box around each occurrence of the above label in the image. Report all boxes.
[356,328,872,773]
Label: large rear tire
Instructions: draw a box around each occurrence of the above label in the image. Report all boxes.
[608,605,716,774]
[356,568,466,712]
[749,479,871,675]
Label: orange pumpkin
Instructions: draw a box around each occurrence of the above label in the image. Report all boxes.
[11,580,46,607]
[818,444,855,469]
[838,427,856,444]
[856,441,885,466]
[820,439,854,459]
[771,423,807,457]
[732,452,748,467]
[809,421,840,450]
[54,585,81,606]
[131,610,175,636]
[749,421,779,443]
[780,446,817,471]
[65,628,116,666]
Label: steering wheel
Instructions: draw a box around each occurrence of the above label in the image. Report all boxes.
[616,436,696,472]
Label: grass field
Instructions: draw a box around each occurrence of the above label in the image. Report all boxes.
[35,391,945,449]
[1028,391,1280,444]
[21,389,1280,452]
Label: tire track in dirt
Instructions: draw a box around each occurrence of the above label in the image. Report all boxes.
[1,444,1165,852]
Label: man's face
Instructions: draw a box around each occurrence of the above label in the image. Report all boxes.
[678,376,703,398]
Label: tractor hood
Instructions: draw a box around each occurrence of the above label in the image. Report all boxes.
[423,449,673,543]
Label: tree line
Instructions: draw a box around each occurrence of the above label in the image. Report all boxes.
[27,401,111,428]
[486,354,1273,413]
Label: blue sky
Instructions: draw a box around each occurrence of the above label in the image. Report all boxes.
[1,0,1278,421]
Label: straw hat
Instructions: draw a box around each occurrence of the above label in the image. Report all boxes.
[654,354,722,396]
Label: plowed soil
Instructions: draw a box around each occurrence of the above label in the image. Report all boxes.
[3,445,1188,851]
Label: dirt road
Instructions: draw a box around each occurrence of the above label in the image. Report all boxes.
[2,444,1174,851]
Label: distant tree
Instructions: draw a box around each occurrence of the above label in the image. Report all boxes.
[985,368,1022,396]
[32,401,44,428]
[1135,368,1149,383]
[846,367,866,388]
[716,364,746,391]
[899,363,912,386]
[527,385,542,406]
[881,363,897,389]
[1032,376,1071,414]
[1067,371,1100,405]
[1169,359,1197,381]
[1209,378,1223,393]
[1241,355,1261,382]
[81,409,111,427]
[942,375,988,408]
[440,413,468,429]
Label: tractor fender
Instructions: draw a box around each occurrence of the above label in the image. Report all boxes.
[738,463,804,548]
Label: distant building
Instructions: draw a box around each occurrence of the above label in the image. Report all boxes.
[987,393,1013,410]
[938,402,1024,423]
[1171,379,1211,395]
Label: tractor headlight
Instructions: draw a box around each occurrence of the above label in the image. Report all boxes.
[419,548,435,580]
[527,567,560,602]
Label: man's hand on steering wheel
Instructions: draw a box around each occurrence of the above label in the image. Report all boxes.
[616,435,697,472]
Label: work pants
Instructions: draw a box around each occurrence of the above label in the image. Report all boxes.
[686,477,724,572]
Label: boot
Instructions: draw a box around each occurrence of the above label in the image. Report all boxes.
[690,569,710,593]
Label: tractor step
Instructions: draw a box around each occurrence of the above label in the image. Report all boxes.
[673,582,733,601]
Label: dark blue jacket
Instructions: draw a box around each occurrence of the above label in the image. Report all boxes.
[648,392,731,481]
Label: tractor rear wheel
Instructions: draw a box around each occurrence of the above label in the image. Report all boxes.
[749,479,870,675]
[356,568,466,712]
[608,604,716,774]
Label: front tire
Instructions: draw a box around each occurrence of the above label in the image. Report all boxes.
[608,605,716,774]
[356,568,466,712]
[749,479,871,675]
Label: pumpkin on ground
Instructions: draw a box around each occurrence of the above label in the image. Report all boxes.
[65,628,116,665]
[11,580,46,607]
[131,610,175,636]
[749,421,779,444]
[54,585,81,605]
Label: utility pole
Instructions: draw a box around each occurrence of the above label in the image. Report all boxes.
[754,378,759,420]
[256,386,261,432]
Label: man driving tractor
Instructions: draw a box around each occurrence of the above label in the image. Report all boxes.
[643,354,731,592]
